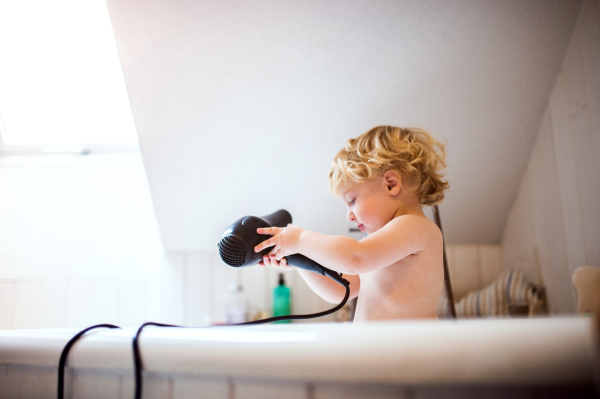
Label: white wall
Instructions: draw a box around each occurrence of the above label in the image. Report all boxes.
[501,0,600,314]
[0,153,164,328]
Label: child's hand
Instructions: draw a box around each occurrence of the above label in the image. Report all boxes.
[258,255,295,270]
[254,225,304,261]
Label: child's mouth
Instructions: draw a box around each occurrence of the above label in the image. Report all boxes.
[358,224,364,232]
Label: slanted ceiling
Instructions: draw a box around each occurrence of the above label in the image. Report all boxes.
[106,0,583,251]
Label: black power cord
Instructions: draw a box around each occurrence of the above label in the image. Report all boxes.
[58,324,121,399]
[59,279,350,399]
[432,204,456,319]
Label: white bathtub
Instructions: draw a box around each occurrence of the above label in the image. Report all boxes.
[0,317,598,398]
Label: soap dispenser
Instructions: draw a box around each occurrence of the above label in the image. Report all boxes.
[273,273,291,323]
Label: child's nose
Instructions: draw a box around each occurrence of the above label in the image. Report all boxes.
[347,211,355,222]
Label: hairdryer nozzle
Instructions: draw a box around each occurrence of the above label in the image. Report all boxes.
[218,235,247,267]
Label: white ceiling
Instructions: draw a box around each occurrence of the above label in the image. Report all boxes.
[106,0,583,251]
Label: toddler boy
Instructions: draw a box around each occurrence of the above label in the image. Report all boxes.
[255,126,449,321]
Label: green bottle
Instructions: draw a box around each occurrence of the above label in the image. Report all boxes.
[273,273,291,323]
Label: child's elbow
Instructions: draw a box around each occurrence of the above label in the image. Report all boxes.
[339,238,368,274]
[344,253,364,275]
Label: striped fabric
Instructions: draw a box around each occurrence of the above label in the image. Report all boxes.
[437,269,544,318]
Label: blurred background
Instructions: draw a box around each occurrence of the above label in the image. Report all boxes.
[0,0,597,329]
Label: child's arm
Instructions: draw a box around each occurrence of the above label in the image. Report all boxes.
[259,256,360,303]
[296,269,360,303]
[255,215,439,275]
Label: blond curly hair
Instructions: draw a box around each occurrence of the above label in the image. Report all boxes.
[328,126,449,206]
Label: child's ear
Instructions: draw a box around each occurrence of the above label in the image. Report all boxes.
[383,171,401,195]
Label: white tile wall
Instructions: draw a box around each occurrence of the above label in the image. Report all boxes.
[234,379,306,399]
[314,383,406,399]
[172,375,230,399]
[71,370,121,399]
[66,280,95,328]
[1,365,579,399]
[39,280,68,328]
[0,278,153,330]
[14,280,43,329]
[0,281,16,329]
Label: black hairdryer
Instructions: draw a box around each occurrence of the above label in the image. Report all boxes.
[218,209,348,286]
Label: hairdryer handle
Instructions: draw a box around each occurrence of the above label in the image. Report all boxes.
[284,254,349,287]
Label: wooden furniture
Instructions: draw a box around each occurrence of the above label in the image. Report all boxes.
[573,266,600,315]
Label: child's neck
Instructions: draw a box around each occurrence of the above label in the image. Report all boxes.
[392,190,425,219]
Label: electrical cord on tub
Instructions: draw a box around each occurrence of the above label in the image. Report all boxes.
[58,280,350,399]
[57,324,122,399]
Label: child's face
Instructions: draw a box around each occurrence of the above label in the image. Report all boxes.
[338,176,400,235]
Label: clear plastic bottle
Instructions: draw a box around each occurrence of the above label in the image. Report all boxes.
[273,273,291,323]
[225,284,247,324]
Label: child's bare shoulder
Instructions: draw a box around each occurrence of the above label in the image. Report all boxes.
[385,214,442,240]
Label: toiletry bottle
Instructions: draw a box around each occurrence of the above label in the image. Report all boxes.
[225,284,247,324]
[273,273,291,323]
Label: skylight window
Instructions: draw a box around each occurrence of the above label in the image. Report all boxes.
[0,0,137,147]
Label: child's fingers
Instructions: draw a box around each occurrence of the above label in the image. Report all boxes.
[266,242,282,257]
[254,237,276,252]
[262,255,271,267]
[260,253,292,269]
[278,258,295,270]
[261,255,286,269]
[264,255,282,268]
[256,227,280,235]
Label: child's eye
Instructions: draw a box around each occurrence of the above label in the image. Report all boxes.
[350,199,356,205]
